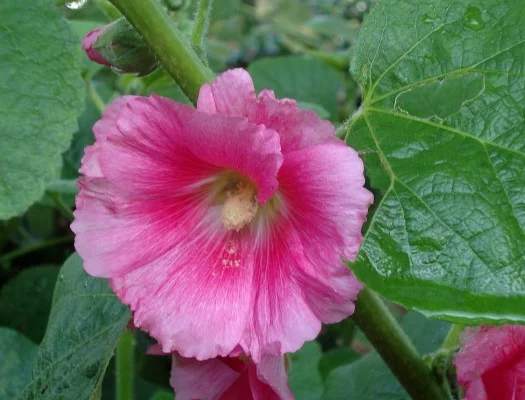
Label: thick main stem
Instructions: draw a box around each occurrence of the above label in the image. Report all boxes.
[108,0,214,103]
[352,288,447,400]
[116,330,135,400]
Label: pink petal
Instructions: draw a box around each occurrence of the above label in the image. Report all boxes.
[247,89,339,153]
[170,355,292,400]
[145,343,165,356]
[170,356,239,400]
[79,96,137,178]
[111,226,255,359]
[278,142,373,262]
[103,95,282,203]
[81,27,111,67]
[251,356,294,400]
[198,70,339,153]
[197,69,256,117]
[240,218,356,360]
[454,325,525,400]
[238,141,370,359]
[72,176,210,278]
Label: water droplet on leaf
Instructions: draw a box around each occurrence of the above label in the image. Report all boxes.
[463,5,485,31]
[65,0,87,10]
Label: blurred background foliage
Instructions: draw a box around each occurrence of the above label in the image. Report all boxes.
[1,1,456,399]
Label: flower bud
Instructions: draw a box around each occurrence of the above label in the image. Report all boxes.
[81,18,159,75]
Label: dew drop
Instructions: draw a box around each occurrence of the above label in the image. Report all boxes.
[356,1,367,13]
[463,5,485,31]
[65,0,87,10]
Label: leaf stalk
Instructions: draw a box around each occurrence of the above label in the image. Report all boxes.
[108,0,214,104]
[116,330,135,400]
[352,288,448,400]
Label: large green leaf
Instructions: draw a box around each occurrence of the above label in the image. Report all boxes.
[289,341,324,400]
[19,254,130,400]
[323,312,450,400]
[348,0,525,323]
[0,0,84,219]
[0,266,59,343]
[0,328,37,399]
[248,56,342,120]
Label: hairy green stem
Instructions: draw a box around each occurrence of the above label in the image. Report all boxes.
[109,0,214,103]
[116,330,135,400]
[87,81,106,114]
[94,0,122,21]
[48,192,74,222]
[352,288,447,400]
[48,179,79,195]
[0,236,73,265]
[191,0,213,49]
[442,324,464,350]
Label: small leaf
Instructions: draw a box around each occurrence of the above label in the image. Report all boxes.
[0,0,85,219]
[323,312,450,400]
[0,328,37,399]
[0,266,59,343]
[19,253,131,400]
[248,56,342,120]
[348,0,525,324]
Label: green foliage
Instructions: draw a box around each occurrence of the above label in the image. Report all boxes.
[318,348,359,381]
[2,0,524,398]
[323,312,450,400]
[0,328,37,399]
[0,0,84,220]
[348,0,525,324]
[289,341,324,400]
[19,254,130,400]
[248,56,343,120]
[0,266,59,343]
[149,390,174,400]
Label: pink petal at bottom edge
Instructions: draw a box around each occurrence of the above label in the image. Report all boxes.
[170,355,292,400]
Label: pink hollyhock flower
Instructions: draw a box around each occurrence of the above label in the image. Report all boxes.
[72,69,373,361]
[81,28,111,67]
[170,354,293,400]
[454,325,525,400]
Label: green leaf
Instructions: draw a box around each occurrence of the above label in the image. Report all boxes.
[289,341,324,400]
[19,253,131,400]
[0,0,84,220]
[149,389,174,400]
[318,348,359,381]
[248,56,342,120]
[348,0,525,323]
[323,312,450,400]
[0,266,59,343]
[0,328,37,399]
[297,102,331,119]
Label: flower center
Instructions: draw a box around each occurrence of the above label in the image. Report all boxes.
[221,181,259,231]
